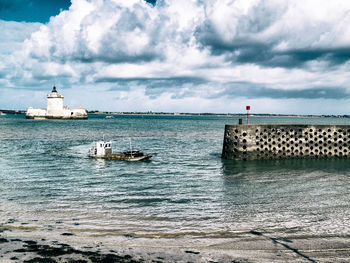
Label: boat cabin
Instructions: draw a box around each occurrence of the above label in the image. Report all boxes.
[90,140,112,157]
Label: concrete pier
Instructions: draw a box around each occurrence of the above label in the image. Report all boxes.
[222,124,350,160]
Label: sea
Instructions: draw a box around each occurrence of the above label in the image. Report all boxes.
[1,114,350,255]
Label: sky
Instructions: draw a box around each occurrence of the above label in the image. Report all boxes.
[1,0,350,114]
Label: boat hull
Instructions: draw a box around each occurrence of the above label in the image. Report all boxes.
[90,154,152,161]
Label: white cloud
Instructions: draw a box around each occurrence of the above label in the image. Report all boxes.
[2,0,350,114]
[20,0,165,64]
[0,20,41,54]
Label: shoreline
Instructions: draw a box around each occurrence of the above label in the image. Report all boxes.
[2,226,350,262]
[2,109,350,119]
[88,112,350,119]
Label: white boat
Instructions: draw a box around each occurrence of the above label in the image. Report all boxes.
[89,139,152,161]
[0,112,6,116]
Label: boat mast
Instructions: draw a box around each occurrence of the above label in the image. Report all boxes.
[129,138,133,157]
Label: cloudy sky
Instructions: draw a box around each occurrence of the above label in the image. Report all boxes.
[1,0,350,114]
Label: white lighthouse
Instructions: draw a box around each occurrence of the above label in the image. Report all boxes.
[46,86,64,117]
[26,86,88,119]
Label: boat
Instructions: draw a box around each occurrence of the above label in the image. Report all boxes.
[89,139,152,161]
[0,112,6,116]
[105,115,114,119]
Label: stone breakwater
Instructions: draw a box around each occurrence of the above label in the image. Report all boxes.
[222,124,350,160]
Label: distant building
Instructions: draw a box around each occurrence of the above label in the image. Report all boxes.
[26,86,88,119]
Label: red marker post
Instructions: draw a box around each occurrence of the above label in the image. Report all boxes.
[246,106,250,124]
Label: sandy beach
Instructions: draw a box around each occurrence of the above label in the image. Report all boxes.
[1,222,350,263]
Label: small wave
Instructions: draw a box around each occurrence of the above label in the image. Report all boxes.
[126,230,246,239]
[2,224,39,232]
[74,229,248,239]
[209,152,222,158]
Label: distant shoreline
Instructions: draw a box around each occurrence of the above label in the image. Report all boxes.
[68,111,350,119]
[2,109,350,118]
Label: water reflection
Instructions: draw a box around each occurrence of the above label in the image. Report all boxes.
[219,158,350,236]
[221,158,350,176]
[92,158,108,169]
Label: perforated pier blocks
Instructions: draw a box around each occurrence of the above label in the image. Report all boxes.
[222,124,350,160]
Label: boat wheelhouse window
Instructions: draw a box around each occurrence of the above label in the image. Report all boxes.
[100,144,102,147]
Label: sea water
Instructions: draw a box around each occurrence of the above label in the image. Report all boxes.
[1,114,350,248]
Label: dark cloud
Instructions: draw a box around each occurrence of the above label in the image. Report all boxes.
[195,23,350,68]
[32,73,72,81]
[281,48,350,67]
[239,46,350,68]
[214,82,350,100]
[195,2,350,69]
[142,77,206,98]
[99,76,207,98]
[0,71,6,78]
[195,20,282,66]
[195,1,280,57]
[196,32,350,68]
[98,76,206,86]
[68,51,159,64]
[7,76,72,90]
[99,76,350,100]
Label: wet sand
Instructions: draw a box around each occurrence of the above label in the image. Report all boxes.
[2,223,350,263]
[0,235,244,263]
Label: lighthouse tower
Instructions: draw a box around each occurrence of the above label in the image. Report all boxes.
[46,86,64,117]
[26,86,87,119]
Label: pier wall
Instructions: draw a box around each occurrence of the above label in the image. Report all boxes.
[222,124,350,160]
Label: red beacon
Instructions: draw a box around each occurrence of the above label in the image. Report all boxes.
[246,106,250,124]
